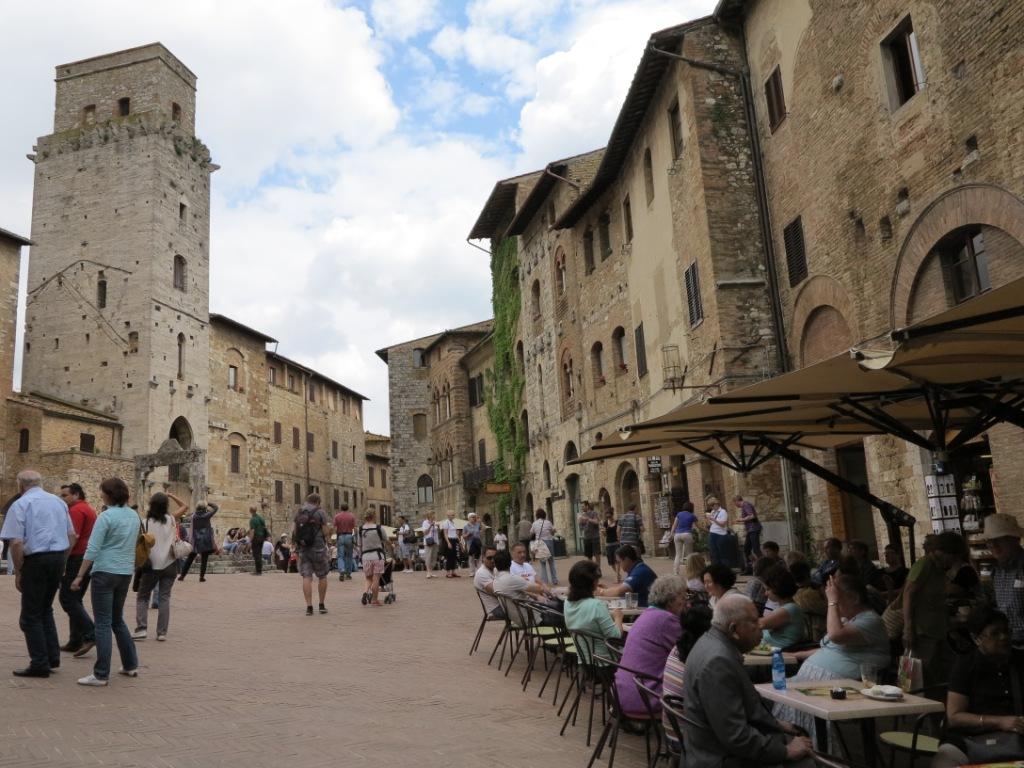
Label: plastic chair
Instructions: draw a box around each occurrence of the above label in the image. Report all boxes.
[877,685,946,768]
[531,604,576,705]
[562,629,621,746]
[492,593,526,673]
[633,675,670,767]
[470,586,504,660]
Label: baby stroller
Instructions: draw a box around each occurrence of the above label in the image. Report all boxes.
[361,559,396,605]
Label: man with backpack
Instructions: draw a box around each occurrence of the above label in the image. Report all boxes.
[292,493,330,616]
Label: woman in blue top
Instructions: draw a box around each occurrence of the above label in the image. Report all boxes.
[758,565,805,649]
[71,477,140,687]
[672,501,697,575]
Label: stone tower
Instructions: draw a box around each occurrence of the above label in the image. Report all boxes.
[23,44,213,458]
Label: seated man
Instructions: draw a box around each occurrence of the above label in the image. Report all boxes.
[473,547,502,618]
[762,540,781,563]
[492,549,549,625]
[510,543,542,585]
[682,594,814,768]
[599,544,657,607]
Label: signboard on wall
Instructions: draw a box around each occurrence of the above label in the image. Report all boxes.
[485,483,513,494]
[646,456,662,475]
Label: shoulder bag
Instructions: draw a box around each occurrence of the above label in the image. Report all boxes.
[961,662,1024,761]
[135,520,156,569]
[172,518,193,560]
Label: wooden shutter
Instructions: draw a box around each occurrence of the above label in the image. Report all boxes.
[783,217,808,286]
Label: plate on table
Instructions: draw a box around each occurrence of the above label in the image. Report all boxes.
[747,645,774,656]
[860,685,904,701]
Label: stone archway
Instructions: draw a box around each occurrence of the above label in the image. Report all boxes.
[891,184,1024,325]
[790,275,857,367]
[616,462,640,514]
[135,437,206,518]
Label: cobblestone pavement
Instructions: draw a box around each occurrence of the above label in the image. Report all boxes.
[0,556,675,768]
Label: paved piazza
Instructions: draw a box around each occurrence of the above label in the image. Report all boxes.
[0,556,674,768]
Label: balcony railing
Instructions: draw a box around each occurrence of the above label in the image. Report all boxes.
[463,462,497,489]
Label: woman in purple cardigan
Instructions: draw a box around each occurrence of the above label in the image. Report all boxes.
[615,574,689,716]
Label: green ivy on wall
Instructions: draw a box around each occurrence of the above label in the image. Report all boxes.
[486,237,526,528]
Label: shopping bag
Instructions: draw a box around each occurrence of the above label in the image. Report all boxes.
[897,652,923,692]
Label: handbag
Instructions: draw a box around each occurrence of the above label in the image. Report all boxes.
[530,538,551,560]
[135,521,156,569]
[881,595,904,640]
[962,661,1024,761]
[172,519,192,559]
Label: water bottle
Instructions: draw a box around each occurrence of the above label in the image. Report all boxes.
[771,648,787,691]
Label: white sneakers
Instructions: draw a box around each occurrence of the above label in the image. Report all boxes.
[118,668,139,677]
[77,675,108,686]
[131,628,147,640]
[156,634,167,642]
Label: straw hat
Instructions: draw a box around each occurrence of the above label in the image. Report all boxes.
[983,513,1023,540]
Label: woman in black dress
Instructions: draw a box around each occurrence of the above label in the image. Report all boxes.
[603,507,620,582]
[178,502,218,582]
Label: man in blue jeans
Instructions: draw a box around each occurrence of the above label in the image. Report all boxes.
[1,470,76,678]
[333,504,356,581]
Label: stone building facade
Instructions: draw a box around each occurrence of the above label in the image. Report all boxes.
[0,228,29,487]
[1,45,369,535]
[716,0,1024,547]
[471,20,786,552]
[364,432,393,525]
[22,44,213,460]
[377,320,495,522]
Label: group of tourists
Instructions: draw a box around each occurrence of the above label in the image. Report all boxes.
[470,503,1024,767]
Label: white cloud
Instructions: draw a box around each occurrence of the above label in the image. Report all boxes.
[515,0,716,167]
[371,0,442,40]
[467,0,562,34]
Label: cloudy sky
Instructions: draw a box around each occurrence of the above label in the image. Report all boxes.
[0,0,715,434]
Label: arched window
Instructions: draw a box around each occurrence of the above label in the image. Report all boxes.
[444,383,452,419]
[18,428,29,453]
[611,327,627,370]
[225,348,244,391]
[515,340,525,373]
[531,279,541,317]
[228,433,246,474]
[176,333,185,379]
[173,255,187,292]
[554,248,567,295]
[417,474,434,504]
[521,409,530,444]
[591,341,605,384]
[447,447,455,483]
[433,389,441,424]
[543,460,551,488]
[643,147,655,204]
[561,350,575,406]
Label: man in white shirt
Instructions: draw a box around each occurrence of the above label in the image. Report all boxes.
[510,543,541,585]
[473,547,501,617]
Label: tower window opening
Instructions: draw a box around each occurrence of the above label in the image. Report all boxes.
[117,97,131,117]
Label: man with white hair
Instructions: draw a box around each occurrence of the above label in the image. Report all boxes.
[682,594,812,767]
[0,470,76,678]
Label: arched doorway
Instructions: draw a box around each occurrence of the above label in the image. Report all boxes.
[617,462,640,515]
[168,416,193,481]
[598,487,611,513]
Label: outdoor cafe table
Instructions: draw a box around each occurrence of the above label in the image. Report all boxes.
[755,679,943,768]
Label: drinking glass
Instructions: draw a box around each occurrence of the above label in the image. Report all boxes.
[860,663,878,688]
[626,593,638,609]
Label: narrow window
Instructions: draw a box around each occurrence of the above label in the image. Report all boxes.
[344,490,349,505]
[883,17,925,109]
[598,213,612,260]
[18,428,28,453]
[938,227,991,304]
[417,475,434,504]
[413,413,427,439]
[292,427,300,449]
[668,100,684,160]
[294,483,301,504]
[381,469,387,489]
[444,387,452,419]
[179,202,187,222]
[96,277,107,309]
[622,196,633,243]
[171,102,182,122]
[268,367,277,385]
[561,353,575,401]
[643,148,655,204]
[83,105,96,125]
[612,327,627,370]
[288,374,295,391]
[476,374,485,405]
[684,262,704,327]
[583,229,595,274]
[79,433,96,453]
[765,66,787,132]
[128,331,139,353]
[783,216,808,287]
[173,255,187,291]
[308,383,316,403]
[369,466,375,487]
[468,378,478,407]
[478,440,487,467]
[176,333,185,379]
[333,489,340,509]
[531,280,541,317]
[332,439,339,459]
[55,337,60,350]
[275,480,283,503]
[273,421,282,444]
[412,348,424,367]
[230,445,241,473]
[117,97,131,117]
[352,446,356,462]
[634,323,648,377]
[306,432,314,452]
[555,250,567,295]
[228,365,238,390]
[591,341,605,383]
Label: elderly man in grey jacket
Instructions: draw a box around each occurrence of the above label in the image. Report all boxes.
[682,594,813,767]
